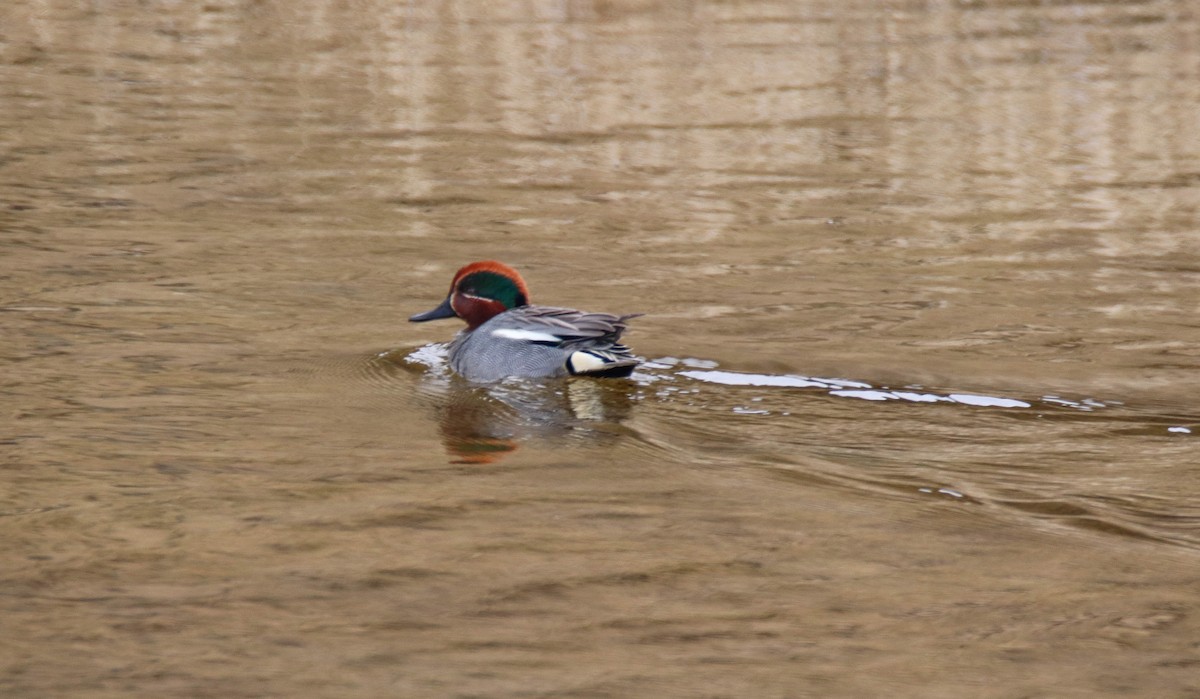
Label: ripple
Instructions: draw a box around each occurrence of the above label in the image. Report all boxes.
[334,347,1199,549]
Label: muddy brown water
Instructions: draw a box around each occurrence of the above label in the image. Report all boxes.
[3,1,1199,697]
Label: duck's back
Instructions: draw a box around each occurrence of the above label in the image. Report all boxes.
[448,305,640,382]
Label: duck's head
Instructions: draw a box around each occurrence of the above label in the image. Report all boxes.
[409,260,531,330]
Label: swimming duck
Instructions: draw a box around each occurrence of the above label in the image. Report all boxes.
[409,260,641,382]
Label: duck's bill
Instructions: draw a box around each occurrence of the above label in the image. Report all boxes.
[409,296,457,322]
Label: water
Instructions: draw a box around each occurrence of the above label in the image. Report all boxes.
[3,0,1199,696]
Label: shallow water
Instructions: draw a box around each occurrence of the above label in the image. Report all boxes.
[3,0,1199,696]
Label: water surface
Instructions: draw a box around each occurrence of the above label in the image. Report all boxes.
[2,1,1199,696]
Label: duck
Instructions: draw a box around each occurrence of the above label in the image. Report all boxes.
[409,260,641,382]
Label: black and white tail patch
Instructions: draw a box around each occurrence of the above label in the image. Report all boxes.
[566,350,638,378]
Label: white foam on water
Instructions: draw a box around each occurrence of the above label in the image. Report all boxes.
[681,368,1034,409]
[822,378,874,389]
[947,394,1032,409]
[891,391,952,403]
[404,343,449,367]
[828,389,897,401]
[679,370,831,389]
[1042,395,1108,411]
[919,487,967,498]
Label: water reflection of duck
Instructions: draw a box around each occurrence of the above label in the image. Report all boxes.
[409,261,641,382]
[437,377,636,464]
